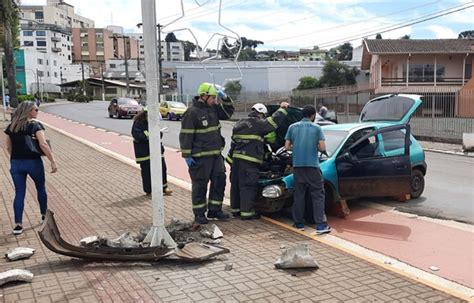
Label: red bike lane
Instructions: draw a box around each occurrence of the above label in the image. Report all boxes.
[39,111,474,292]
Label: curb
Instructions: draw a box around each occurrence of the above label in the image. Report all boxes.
[424,148,474,158]
[40,116,473,301]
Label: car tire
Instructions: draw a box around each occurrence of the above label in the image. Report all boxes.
[411,169,425,199]
[108,114,113,118]
[165,113,170,120]
[304,184,334,224]
[116,111,121,119]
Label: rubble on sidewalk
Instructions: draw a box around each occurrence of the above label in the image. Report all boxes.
[5,247,36,261]
[275,244,319,269]
[39,210,229,262]
[0,269,34,286]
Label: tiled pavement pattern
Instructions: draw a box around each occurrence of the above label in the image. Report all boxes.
[0,124,464,302]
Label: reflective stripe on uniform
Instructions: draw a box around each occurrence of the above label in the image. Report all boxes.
[233,134,264,142]
[180,125,221,134]
[241,211,256,217]
[277,108,288,115]
[181,149,192,154]
[225,155,233,164]
[232,152,263,164]
[230,208,240,213]
[144,130,149,137]
[267,117,277,128]
[192,149,222,157]
[136,156,150,162]
[209,199,223,206]
[193,203,207,209]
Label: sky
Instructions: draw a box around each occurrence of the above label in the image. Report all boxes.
[20,0,474,51]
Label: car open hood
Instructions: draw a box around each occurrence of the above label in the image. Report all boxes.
[359,94,422,124]
[266,105,303,151]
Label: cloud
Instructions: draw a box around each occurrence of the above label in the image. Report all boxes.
[426,25,458,38]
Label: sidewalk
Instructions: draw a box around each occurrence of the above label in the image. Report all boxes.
[0,125,467,301]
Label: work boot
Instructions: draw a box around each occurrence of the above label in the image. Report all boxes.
[207,210,231,221]
[163,188,173,196]
[194,214,208,225]
[231,212,240,218]
[240,213,261,220]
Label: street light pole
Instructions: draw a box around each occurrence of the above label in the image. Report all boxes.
[124,37,130,97]
[100,63,105,101]
[140,0,176,248]
[36,68,40,97]
[80,58,86,96]
[157,23,163,99]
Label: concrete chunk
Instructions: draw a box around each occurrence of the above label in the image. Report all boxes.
[5,247,35,261]
[275,244,319,269]
[0,269,34,286]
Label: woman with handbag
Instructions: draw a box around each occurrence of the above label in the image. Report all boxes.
[4,101,57,235]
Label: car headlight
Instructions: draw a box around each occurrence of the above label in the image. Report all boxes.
[262,185,283,198]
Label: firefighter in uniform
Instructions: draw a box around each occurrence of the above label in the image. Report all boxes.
[228,102,289,220]
[132,107,172,196]
[179,82,234,224]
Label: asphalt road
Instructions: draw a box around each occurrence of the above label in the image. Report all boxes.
[42,101,474,224]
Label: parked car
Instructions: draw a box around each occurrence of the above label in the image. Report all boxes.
[159,101,187,120]
[108,98,143,119]
[257,94,427,220]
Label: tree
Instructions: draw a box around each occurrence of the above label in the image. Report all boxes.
[182,40,196,61]
[220,36,264,60]
[400,34,411,39]
[296,76,321,90]
[319,60,357,87]
[165,32,178,43]
[224,80,242,99]
[375,33,382,39]
[0,0,20,107]
[328,42,353,61]
[458,30,474,39]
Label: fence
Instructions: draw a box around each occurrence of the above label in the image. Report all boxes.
[164,88,474,143]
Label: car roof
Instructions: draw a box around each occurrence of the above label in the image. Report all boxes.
[322,122,394,132]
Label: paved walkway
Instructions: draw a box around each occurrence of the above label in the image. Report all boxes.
[0,125,467,301]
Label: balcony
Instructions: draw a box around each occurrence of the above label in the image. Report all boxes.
[52,47,62,53]
[51,36,61,42]
[381,77,469,87]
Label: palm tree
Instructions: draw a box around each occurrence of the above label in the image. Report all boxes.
[0,0,20,107]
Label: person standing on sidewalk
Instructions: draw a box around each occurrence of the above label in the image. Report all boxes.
[228,102,289,220]
[179,82,234,224]
[131,107,172,196]
[284,105,330,234]
[4,101,57,235]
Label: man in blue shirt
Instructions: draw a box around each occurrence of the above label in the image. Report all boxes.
[284,105,330,234]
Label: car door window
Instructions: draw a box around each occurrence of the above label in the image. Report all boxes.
[340,128,374,155]
[380,129,409,157]
[351,134,381,159]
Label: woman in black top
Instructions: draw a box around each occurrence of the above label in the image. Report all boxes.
[4,101,57,235]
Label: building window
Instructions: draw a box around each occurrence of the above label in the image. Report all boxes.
[172,46,180,49]
[172,52,180,55]
[23,31,33,36]
[105,88,117,94]
[47,72,50,77]
[37,41,47,47]
[37,70,44,77]
[109,64,116,68]
[37,58,43,65]
[46,60,49,65]
[34,11,44,20]
[24,41,34,47]
[68,55,71,60]
[36,31,46,36]
[54,60,57,66]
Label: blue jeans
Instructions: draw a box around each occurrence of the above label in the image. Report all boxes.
[10,159,47,224]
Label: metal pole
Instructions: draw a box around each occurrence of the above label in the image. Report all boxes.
[81,59,86,96]
[36,68,40,97]
[101,64,105,101]
[1,53,7,121]
[124,37,130,96]
[157,24,163,100]
[141,0,176,248]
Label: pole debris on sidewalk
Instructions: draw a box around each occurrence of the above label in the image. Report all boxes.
[140,0,176,249]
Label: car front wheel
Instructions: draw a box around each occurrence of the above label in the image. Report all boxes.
[411,169,425,199]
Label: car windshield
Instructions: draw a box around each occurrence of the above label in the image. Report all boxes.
[118,99,139,105]
[360,96,414,122]
[320,129,348,157]
[168,102,186,108]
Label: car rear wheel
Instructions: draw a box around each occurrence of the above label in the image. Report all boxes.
[411,169,425,199]
[108,113,113,118]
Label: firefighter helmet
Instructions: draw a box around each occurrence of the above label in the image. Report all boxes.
[197,82,218,96]
[251,103,268,114]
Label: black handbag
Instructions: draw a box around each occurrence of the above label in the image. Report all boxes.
[25,135,43,155]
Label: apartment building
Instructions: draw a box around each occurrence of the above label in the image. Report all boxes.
[128,33,185,62]
[72,28,139,77]
[20,0,94,29]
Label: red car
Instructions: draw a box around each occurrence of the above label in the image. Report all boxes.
[108,98,143,119]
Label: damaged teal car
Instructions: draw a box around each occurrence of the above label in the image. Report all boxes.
[257,94,427,216]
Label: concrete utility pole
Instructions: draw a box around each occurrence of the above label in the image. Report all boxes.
[100,64,105,101]
[140,0,176,248]
[157,23,163,98]
[123,37,130,96]
[80,59,86,96]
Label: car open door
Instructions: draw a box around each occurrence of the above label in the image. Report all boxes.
[336,124,412,198]
[359,94,422,124]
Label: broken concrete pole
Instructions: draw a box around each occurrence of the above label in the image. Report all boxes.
[274,244,319,269]
[211,225,223,239]
[0,269,34,286]
[5,247,35,261]
[106,232,140,248]
[79,236,106,247]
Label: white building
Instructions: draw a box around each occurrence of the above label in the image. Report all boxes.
[176,60,362,95]
[127,33,185,62]
[20,0,94,29]
[20,21,74,94]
